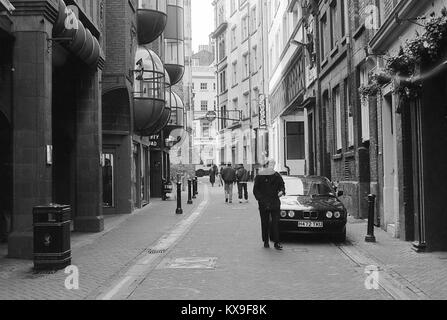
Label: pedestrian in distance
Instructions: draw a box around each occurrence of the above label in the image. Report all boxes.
[217,165,223,187]
[253,158,285,251]
[221,163,236,203]
[236,164,250,203]
[209,164,217,187]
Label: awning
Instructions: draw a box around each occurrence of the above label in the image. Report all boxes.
[0,0,14,13]
[52,0,104,69]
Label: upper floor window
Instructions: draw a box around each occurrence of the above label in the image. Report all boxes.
[243,53,249,79]
[231,26,237,50]
[230,0,236,14]
[232,61,238,86]
[251,6,257,31]
[201,83,208,90]
[201,100,208,111]
[242,15,249,40]
[252,46,258,72]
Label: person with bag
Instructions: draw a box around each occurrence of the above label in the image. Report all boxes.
[236,164,250,203]
[221,163,236,203]
[253,158,285,250]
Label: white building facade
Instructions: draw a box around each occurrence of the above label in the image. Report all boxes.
[191,58,218,167]
[212,0,269,173]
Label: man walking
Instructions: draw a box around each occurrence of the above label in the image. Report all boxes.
[236,164,249,203]
[253,158,285,250]
[221,163,236,203]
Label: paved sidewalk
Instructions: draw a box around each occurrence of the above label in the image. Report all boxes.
[343,217,447,300]
[0,189,204,300]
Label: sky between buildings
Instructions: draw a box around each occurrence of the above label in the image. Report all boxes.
[191,0,214,53]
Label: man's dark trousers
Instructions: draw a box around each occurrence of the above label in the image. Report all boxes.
[237,182,248,200]
[259,207,280,243]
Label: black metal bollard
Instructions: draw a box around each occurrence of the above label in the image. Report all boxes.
[176,182,183,214]
[192,177,197,199]
[365,194,377,243]
[194,177,199,196]
[187,179,193,204]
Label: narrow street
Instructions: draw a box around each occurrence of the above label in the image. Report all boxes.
[95,180,391,300]
[2,178,447,300]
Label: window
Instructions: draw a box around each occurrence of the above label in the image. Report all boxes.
[231,26,237,50]
[282,14,288,49]
[345,78,354,148]
[233,99,239,122]
[359,65,370,142]
[251,6,257,31]
[333,86,342,152]
[201,100,208,111]
[320,14,327,60]
[286,122,305,160]
[232,61,238,86]
[200,83,208,90]
[340,0,346,37]
[243,53,249,79]
[243,93,249,119]
[202,123,210,137]
[242,15,249,40]
[220,105,227,129]
[252,46,258,72]
[213,83,216,90]
[330,1,337,50]
[219,70,227,93]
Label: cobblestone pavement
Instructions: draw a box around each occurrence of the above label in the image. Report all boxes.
[0,178,446,300]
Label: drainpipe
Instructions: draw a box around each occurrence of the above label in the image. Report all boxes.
[283,119,290,176]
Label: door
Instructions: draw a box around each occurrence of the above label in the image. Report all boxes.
[382,93,399,236]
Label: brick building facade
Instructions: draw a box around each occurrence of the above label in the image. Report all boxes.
[0,0,189,259]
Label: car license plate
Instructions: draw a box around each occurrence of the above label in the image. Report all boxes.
[298,221,323,228]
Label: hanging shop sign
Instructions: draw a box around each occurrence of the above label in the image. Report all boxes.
[258,99,267,129]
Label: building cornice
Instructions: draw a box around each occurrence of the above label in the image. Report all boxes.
[210,21,228,39]
[369,0,428,53]
[10,0,59,24]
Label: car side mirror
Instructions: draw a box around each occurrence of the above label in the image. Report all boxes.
[337,191,344,197]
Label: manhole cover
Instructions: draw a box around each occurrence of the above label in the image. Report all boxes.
[160,257,217,269]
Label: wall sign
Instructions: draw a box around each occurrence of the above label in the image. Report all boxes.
[46,145,53,165]
[149,134,161,148]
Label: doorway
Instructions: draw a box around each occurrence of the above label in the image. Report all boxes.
[382,92,399,236]
[0,111,12,242]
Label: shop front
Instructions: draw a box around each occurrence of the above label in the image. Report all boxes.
[7,0,105,258]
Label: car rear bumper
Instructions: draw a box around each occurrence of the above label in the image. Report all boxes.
[279,219,346,235]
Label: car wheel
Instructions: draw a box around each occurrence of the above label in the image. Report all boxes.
[333,229,346,243]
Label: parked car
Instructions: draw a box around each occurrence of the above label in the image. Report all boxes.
[195,164,211,177]
[279,176,347,242]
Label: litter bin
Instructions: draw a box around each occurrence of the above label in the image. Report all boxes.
[33,204,71,271]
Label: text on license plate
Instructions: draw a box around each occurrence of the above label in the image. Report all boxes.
[298,221,323,228]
